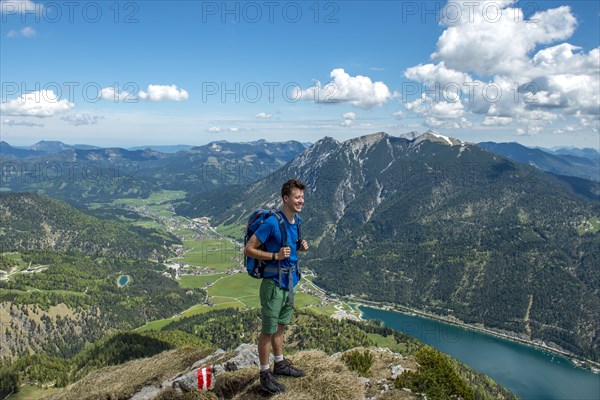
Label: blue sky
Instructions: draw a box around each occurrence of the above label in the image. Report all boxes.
[1,0,599,148]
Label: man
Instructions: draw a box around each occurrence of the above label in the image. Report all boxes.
[244,179,309,394]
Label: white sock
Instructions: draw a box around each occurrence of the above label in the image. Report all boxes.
[261,364,270,372]
[274,355,284,363]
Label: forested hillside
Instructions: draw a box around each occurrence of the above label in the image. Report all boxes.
[0,192,178,260]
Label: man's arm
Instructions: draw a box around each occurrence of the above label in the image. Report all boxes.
[244,235,289,260]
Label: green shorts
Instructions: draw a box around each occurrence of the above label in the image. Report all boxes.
[260,278,296,334]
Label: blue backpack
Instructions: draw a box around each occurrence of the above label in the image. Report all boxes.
[244,209,302,279]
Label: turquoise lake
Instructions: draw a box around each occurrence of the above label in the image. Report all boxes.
[360,306,600,400]
[117,275,129,286]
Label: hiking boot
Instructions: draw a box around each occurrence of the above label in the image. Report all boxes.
[260,369,286,394]
[273,358,306,378]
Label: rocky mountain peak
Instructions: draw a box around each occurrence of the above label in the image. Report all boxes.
[412,130,462,146]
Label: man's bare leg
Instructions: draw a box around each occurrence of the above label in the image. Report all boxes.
[259,331,272,367]
[272,323,285,357]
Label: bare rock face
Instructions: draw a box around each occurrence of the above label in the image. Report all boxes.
[219,343,265,373]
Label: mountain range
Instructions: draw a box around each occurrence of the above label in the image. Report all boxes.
[178,131,600,361]
[478,141,599,182]
[3,138,596,183]
[1,140,306,205]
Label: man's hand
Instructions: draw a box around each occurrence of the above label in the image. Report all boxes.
[298,240,309,251]
[277,246,291,260]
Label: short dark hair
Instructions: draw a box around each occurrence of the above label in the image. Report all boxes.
[281,179,306,199]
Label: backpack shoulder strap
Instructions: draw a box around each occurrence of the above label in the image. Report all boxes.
[295,214,302,242]
[274,210,288,247]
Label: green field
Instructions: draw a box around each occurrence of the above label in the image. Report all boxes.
[366,333,411,353]
[178,273,227,289]
[140,272,328,331]
[308,304,340,316]
[208,273,260,299]
[578,217,600,235]
[7,385,62,400]
[182,302,244,317]
[112,190,187,205]
[87,190,192,232]
[215,223,244,239]
[175,239,241,269]
[137,301,245,332]
[2,252,25,263]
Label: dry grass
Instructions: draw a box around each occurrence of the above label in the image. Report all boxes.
[259,350,364,400]
[41,346,418,400]
[204,350,366,400]
[375,390,420,400]
[44,347,212,400]
[156,388,219,400]
[214,368,260,399]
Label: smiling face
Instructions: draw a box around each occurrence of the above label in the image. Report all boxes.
[283,188,304,214]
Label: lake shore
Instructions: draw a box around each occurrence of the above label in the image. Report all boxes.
[348,298,600,374]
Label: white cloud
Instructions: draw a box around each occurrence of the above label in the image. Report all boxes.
[532,44,599,76]
[61,114,104,126]
[405,62,472,88]
[20,26,35,36]
[297,68,392,109]
[553,125,578,134]
[575,111,600,133]
[1,90,74,117]
[392,110,404,119]
[482,116,513,126]
[255,112,272,119]
[340,111,357,127]
[402,1,599,138]
[139,84,189,102]
[6,26,36,38]
[434,2,577,76]
[100,87,131,101]
[517,110,558,122]
[430,100,465,119]
[0,0,41,14]
[425,116,472,129]
[2,119,43,127]
[528,126,543,135]
[405,94,465,119]
[542,73,599,115]
[207,126,241,133]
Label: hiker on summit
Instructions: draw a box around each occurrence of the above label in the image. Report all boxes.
[244,179,309,394]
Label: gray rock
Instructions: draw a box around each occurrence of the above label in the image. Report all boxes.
[192,348,226,369]
[130,386,162,400]
[217,343,266,372]
[391,365,406,379]
[358,376,371,387]
[172,368,203,392]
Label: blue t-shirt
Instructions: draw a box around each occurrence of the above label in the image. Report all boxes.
[253,212,300,289]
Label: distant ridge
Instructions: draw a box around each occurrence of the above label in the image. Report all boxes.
[478,141,600,182]
[127,144,193,153]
